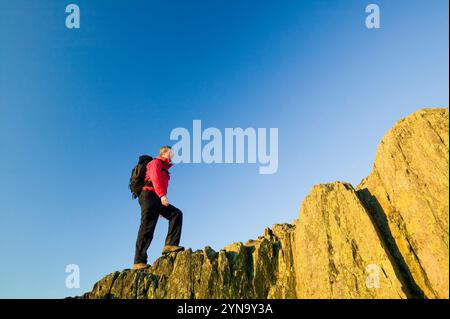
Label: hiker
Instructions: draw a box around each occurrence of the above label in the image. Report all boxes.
[131,146,184,270]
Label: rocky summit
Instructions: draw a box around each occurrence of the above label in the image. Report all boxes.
[81,108,449,299]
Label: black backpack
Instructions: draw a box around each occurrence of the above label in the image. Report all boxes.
[129,155,153,199]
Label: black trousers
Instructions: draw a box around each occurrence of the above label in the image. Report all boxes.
[134,190,183,264]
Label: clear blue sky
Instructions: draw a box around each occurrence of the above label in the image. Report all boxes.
[0,0,448,298]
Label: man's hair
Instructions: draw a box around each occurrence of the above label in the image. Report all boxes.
[159,145,172,156]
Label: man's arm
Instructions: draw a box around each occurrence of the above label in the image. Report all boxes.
[149,160,167,198]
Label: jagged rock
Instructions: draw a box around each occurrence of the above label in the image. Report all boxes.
[357,108,449,298]
[84,224,297,299]
[81,108,448,299]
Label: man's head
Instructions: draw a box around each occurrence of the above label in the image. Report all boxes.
[159,145,173,161]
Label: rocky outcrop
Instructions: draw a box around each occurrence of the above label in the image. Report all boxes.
[83,224,297,299]
[357,108,449,298]
[295,182,408,298]
[82,108,448,299]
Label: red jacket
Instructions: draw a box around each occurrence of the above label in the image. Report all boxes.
[142,156,172,197]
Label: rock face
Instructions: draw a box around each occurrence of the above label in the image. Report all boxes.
[357,108,449,298]
[295,182,407,298]
[83,108,448,299]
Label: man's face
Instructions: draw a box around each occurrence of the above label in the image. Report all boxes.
[162,149,174,161]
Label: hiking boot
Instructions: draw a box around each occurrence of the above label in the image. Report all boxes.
[162,245,185,255]
[132,263,150,270]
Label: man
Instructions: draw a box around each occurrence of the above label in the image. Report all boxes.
[133,145,184,270]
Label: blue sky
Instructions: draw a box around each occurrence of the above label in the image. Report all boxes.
[0,0,448,298]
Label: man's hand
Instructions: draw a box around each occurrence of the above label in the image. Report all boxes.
[161,195,169,207]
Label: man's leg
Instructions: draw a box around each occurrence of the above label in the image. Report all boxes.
[134,192,160,264]
[160,205,183,246]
